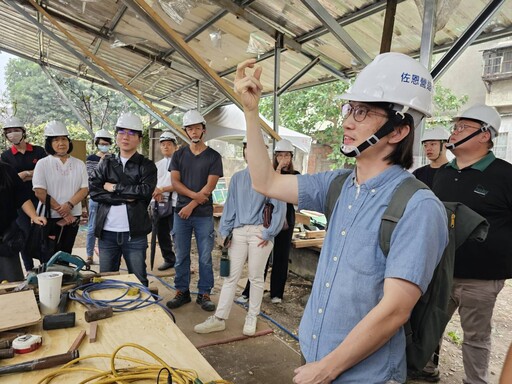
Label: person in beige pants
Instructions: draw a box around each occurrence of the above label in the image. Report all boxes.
[194,139,285,336]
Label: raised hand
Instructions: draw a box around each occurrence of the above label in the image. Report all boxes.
[234,59,263,112]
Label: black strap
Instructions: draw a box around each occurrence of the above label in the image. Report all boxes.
[324,172,351,227]
[379,178,428,256]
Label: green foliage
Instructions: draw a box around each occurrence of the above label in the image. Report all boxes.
[447,330,462,346]
[259,80,467,169]
[2,58,153,155]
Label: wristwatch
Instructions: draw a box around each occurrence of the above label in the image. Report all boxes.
[111,184,117,193]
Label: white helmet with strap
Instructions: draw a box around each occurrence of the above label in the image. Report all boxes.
[339,52,433,157]
[446,104,501,150]
[159,131,177,142]
[274,139,294,152]
[421,126,450,143]
[45,121,69,137]
[116,112,143,132]
[2,116,25,131]
[182,110,206,127]
[94,129,113,140]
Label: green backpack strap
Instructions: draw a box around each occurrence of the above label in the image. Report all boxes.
[379,177,429,256]
[325,172,352,226]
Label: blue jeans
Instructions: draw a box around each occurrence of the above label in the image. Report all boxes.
[172,214,215,294]
[86,199,98,257]
[98,230,148,286]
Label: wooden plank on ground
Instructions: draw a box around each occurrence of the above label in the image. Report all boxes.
[292,238,324,248]
[304,230,325,239]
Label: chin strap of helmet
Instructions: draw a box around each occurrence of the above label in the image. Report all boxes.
[185,125,205,144]
[445,124,489,150]
[340,111,405,158]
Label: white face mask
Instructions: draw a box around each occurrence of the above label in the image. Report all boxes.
[98,144,111,153]
[6,131,23,144]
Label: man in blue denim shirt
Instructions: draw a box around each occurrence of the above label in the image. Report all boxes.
[235,52,448,383]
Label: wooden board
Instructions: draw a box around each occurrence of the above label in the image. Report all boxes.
[2,275,221,384]
[0,290,41,332]
[304,230,325,239]
[292,238,324,248]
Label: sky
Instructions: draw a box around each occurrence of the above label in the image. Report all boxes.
[0,51,14,93]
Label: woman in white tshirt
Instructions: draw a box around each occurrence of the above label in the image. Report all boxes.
[32,121,88,262]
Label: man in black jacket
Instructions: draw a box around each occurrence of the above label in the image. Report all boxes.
[89,112,157,286]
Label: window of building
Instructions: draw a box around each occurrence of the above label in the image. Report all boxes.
[483,47,512,77]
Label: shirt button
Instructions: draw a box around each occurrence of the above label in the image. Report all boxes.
[325,282,330,288]
[455,178,458,181]
[312,334,317,340]
[371,189,376,193]
[333,257,338,262]
[348,205,352,209]
[341,230,346,236]
[318,308,323,314]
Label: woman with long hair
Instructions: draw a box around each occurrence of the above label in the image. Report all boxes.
[0,161,46,281]
[240,139,299,304]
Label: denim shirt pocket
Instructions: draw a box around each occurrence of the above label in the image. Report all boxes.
[344,227,381,275]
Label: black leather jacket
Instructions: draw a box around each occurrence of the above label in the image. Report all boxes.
[89,153,157,238]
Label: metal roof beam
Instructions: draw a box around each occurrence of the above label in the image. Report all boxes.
[277,56,320,97]
[123,0,280,141]
[92,4,128,55]
[297,0,406,43]
[25,3,203,81]
[40,63,94,136]
[380,0,397,54]
[300,0,371,65]
[5,0,189,141]
[431,0,506,80]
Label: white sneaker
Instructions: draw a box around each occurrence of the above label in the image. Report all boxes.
[236,295,249,304]
[271,297,282,304]
[194,316,225,334]
[243,315,257,336]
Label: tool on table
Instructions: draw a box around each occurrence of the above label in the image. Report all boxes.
[0,347,14,359]
[12,334,42,354]
[89,322,98,343]
[26,251,88,286]
[67,330,86,353]
[42,292,75,330]
[74,291,113,323]
[0,350,79,375]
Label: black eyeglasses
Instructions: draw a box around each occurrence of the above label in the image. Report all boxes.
[341,103,389,122]
[117,129,138,136]
[452,122,481,133]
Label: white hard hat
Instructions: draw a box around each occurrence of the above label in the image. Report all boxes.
[340,52,433,127]
[116,112,143,132]
[3,116,25,130]
[159,131,177,142]
[274,139,294,152]
[183,110,206,127]
[94,129,113,140]
[421,126,450,143]
[44,120,69,137]
[454,104,501,139]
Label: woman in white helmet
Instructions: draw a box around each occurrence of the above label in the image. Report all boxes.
[1,116,47,271]
[412,126,450,188]
[32,121,89,262]
[85,128,114,266]
[235,53,448,383]
[240,138,300,304]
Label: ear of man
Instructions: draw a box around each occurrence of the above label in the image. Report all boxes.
[388,124,411,144]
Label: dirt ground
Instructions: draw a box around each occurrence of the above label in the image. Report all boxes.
[74,227,512,383]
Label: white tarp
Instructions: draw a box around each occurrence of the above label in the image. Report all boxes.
[204,104,312,153]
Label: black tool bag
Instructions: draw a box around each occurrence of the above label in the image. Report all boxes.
[0,220,25,257]
[25,194,54,262]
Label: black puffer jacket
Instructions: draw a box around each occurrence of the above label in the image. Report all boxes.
[89,153,157,238]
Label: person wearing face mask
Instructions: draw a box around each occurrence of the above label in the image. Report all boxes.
[32,121,89,262]
[1,116,47,271]
[85,129,113,266]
